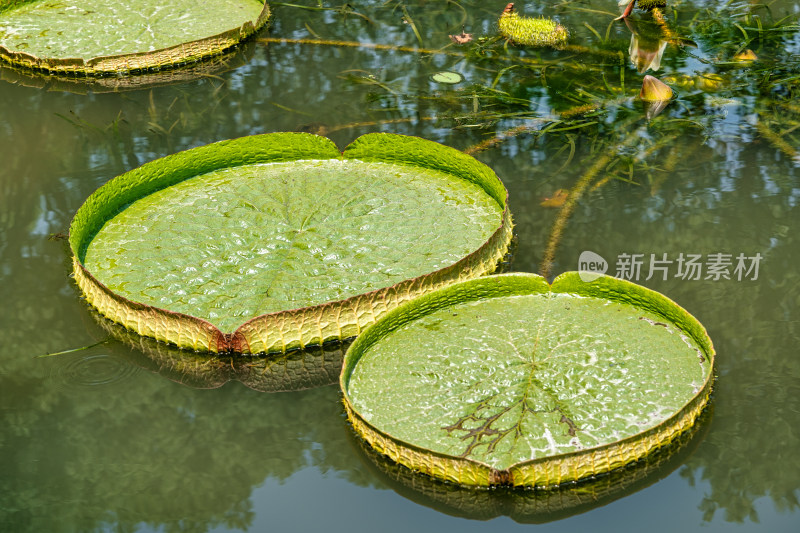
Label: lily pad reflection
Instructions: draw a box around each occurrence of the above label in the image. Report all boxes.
[95,311,347,392]
[350,405,712,523]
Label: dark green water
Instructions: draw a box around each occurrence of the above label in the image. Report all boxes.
[1,1,799,531]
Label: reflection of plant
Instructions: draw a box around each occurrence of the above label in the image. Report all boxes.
[361,406,712,523]
[618,0,667,20]
[625,18,668,73]
[629,32,667,72]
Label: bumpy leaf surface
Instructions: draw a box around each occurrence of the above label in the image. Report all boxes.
[83,159,503,333]
[347,292,710,471]
[0,0,263,58]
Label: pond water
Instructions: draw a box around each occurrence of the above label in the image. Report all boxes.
[1,1,799,531]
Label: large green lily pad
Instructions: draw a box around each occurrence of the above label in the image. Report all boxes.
[0,0,270,75]
[69,133,512,354]
[341,272,715,487]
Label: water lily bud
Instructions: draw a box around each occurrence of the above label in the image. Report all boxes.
[639,75,673,102]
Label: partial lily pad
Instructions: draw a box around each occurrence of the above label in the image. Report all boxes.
[69,133,512,354]
[0,40,258,93]
[0,0,270,75]
[341,272,715,487]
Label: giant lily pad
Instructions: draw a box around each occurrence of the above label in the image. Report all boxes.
[0,41,258,93]
[341,272,715,488]
[69,133,512,354]
[0,0,270,75]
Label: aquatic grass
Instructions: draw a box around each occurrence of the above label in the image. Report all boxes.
[55,110,125,138]
[270,2,376,24]
[37,339,110,358]
[399,4,424,46]
[755,119,800,163]
[257,37,569,69]
[539,121,641,278]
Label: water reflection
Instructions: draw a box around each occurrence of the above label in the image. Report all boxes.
[0,372,367,532]
[625,18,669,74]
[44,351,142,390]
[96,311,349,392]
[351,406,712,523]
[0,42,259,94]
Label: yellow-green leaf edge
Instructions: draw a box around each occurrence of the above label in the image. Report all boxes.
[0,1,271,76]
[340,272,715,488]
[69,132,513,354]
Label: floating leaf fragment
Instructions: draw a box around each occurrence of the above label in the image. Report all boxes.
[449,31,473,45]
[431,71,463,84]
[540,189,569,208]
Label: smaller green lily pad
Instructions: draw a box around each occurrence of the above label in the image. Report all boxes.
[431,71,463,84]
[341,272,715,487]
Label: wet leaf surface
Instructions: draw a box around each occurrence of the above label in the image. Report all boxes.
[84,158,502,333]
[0,0,264,58]
[345,274,712,477]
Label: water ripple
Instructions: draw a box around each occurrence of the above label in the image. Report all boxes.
[47,353,140,390]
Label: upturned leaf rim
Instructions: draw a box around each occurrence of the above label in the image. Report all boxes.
[0,1,271,76]
[69,132,512,354]
[340,272,715,488]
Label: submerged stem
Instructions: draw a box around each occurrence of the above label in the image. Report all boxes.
[539,126,641,278]
[755,120,800,162]
[36,339,110,358]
